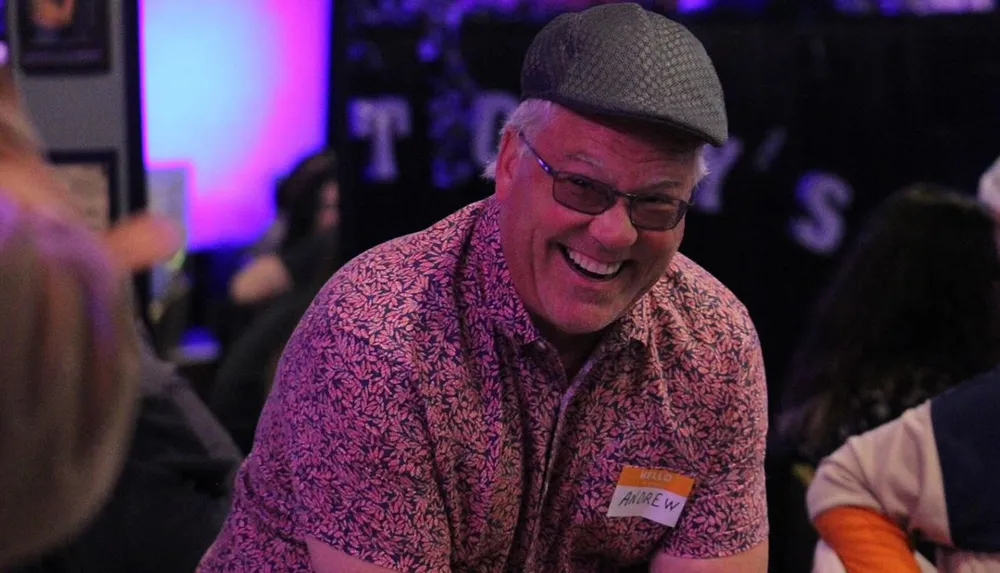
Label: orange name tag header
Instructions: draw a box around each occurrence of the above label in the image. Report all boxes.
[616,466,695,498]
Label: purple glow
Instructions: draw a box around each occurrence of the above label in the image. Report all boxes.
[141,0,330,249]
[677,0,715,12]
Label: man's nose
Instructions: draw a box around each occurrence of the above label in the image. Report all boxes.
[588,198,638,250]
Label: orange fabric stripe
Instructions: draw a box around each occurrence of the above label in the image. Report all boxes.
[813,507,923,573]
[616,466,694,497]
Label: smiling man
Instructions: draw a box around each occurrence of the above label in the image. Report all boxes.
[199,4,769,572]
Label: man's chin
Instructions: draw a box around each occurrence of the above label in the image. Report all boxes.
[549,307,625,337]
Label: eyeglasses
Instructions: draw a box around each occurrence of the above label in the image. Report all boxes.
[517,132,692,231]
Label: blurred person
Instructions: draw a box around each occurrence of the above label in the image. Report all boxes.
[2,55,241,570]
[227,149,339,307]
[979,153,1000,219]
[777,184,1000,464]
[201,4,769,572]
[10,326,244,573]
[808,364,1000,572]
[771,184,1000,571]
[0,60,180,565]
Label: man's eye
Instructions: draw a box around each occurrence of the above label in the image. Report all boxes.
[568,176,597,189]
[638,195,676,205]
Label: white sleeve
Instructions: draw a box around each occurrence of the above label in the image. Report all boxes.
[806,401,954,547]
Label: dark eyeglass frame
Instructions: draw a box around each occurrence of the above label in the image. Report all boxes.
[517,131,692,231]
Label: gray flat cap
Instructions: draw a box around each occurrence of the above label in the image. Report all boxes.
[521,3,728,146]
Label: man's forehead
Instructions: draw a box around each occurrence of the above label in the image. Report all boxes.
[548,141,695,194]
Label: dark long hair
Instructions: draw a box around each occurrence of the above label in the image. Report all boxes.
[276,149,338,251]
[778,183,1000,460]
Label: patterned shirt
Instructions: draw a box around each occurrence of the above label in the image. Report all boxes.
[199,197,768,572]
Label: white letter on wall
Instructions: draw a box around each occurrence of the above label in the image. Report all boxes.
[789,171,854,255]
[349,97,411,182]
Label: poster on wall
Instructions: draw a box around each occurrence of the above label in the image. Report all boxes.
[49,149,118,231]
[16,0,109,74]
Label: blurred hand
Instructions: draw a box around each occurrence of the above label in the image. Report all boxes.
[229,253,293,305]
[0,151,182,275]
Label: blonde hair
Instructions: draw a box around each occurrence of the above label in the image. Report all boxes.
[0,63,140,566]
[0,66,43,156]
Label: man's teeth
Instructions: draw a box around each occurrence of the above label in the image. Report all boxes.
[567,248,622,277]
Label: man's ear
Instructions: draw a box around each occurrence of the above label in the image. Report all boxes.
[494,129,519,201]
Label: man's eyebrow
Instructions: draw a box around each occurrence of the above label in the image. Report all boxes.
[562,151,604,171]
[633,179,685,196]
[559,150,688,195]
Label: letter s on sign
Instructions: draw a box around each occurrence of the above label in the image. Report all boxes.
[789,171,853,255]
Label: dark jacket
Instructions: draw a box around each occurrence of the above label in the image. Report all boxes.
[10,331,243,573]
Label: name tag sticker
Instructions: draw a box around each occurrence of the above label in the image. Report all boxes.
[606,466,695,527]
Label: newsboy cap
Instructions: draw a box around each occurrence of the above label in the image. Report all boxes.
[520,3,728,146]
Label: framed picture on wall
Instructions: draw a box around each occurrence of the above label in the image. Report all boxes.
[16,0,110,75]
[49,149,118,231]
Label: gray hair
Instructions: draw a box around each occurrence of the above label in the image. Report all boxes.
[482,99,709,183]
[481,98,554,180]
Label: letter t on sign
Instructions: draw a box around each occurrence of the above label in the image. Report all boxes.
[349,97,412,183]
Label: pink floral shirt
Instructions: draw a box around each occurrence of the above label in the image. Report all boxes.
[199,197,768,572]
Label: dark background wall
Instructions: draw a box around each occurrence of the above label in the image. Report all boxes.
[332,11,1000,405]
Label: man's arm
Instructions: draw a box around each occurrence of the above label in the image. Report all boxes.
[650,540,767,573]
[653,303,769,566]
[198,283,452,572]
[307,538,401,573]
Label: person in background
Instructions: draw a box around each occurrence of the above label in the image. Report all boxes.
[778,184,1000,462]
[10,327,244,573]
[978,153,1000,220]
[201,4,769,572]
[0,59,180,565]
[799,158,1000,573]
[808,364,1000,572]
[228,149,340,307]
[2,44,239,572]
[770,183,1000,572]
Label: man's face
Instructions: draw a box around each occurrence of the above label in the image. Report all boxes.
[495,106,701,339]
[315,181,340,232]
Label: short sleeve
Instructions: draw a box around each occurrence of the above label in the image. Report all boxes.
[659,324,769,558]
[199,286,452,572]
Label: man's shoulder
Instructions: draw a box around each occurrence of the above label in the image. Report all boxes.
[305,201,488,346]
[648,253,756,341]
[344,201,485,280]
